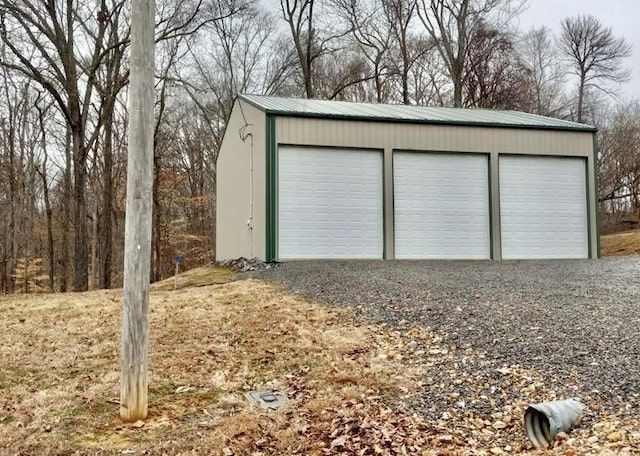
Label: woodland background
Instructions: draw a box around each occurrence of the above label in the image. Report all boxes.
[0,0,638,293]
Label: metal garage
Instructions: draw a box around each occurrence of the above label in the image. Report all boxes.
[216,95,599,261]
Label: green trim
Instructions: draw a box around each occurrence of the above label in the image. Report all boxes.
[382,150,387,260]
[487,153,493,260]
[585,156,592,259]
[265,115,277,261]
[264,115,270,261]
[593,133,601,258]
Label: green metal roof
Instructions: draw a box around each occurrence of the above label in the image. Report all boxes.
[239,94,596,132]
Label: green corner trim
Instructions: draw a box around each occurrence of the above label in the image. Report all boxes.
[382,150,387,260]
[265,115,277,261]
[593,134,601,258]
[585,156,593,259]
[487,153,494,260]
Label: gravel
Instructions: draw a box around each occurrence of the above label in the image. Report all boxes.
[249,258,640,420]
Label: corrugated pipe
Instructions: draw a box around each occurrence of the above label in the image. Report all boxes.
[524,399,586,449]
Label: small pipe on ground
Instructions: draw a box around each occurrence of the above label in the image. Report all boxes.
[524,399,586,449]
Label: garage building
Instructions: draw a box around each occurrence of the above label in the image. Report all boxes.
[217,95,599,261]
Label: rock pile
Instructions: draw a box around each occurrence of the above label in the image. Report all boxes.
[215,257,276,272]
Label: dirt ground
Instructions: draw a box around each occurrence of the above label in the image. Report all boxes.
[1,267,639,455]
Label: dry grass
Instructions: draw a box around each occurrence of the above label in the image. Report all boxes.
[0,267,432,455]
[150,265,236,290]
[601,230,640,256]
[5,266,638,455]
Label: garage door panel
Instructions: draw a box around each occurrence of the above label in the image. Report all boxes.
[500,156,588,259]
[394,153,490,259]
[278,146,383,259]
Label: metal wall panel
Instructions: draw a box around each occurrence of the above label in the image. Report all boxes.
[216,101,267,260]
[276,117,593,157]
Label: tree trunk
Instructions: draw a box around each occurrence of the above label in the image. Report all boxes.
[37,111,55,293]
[402,55,410,105]
[101,104,115,289]
[43,172,54,293]
[453,79,463,108]
[36,103,55,293]
[60,127,72,292]
[152,152,162,282]
[72,127,89,292]
[7,112,16,294]
[90,200,99,290]
[577,75,585,123]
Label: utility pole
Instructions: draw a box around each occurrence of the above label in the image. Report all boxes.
[121,0,155,421]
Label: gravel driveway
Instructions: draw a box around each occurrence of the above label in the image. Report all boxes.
[251,258,640,420]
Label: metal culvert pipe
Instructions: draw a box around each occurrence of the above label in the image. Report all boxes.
[524,399,586,449]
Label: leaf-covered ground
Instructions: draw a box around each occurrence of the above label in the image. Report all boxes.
[602,230,640,256]
[1,266,638,455]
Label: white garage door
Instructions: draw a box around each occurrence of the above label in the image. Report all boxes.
[394,152,490,259]
[278,146,383,259]
[499,155,588,259]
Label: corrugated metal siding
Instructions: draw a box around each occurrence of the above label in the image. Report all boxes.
[216,100,267,260]
[241,94,595,132]
[276,117,594,156]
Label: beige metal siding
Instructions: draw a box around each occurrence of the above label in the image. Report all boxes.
[276,116,597,259]
[276,117,593,156]
[216,101,266,260]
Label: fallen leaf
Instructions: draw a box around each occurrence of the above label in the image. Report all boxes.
[330,436,346,449]
[174,385,194,394]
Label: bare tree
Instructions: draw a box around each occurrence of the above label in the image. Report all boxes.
[0,0,112,291]
[518,27,566,116]
[464,21,529,109]
[280,0,318,98]
[402,28,447,106]
[34,94,55,292]
[0,43,17,293]
[384,0,419,104]
[332,0,394,102]
[417,0,521,107]
[279,0,360,99]
[598,101,640,212]
[559,15,631,123]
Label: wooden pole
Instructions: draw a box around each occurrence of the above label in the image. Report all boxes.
[120,0,155,421]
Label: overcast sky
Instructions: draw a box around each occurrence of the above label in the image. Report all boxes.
[516,0,640,100]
